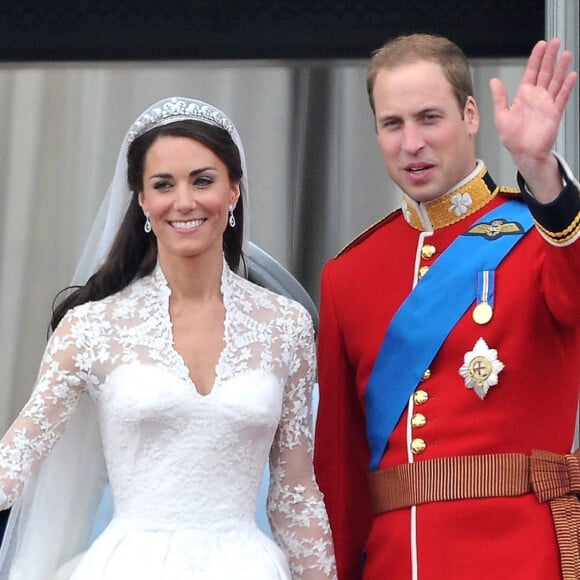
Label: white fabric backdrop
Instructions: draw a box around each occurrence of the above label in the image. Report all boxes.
[0,58,529,430]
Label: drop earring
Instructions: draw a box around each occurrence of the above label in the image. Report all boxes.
[228,205,236,228]
[144,212,152,233]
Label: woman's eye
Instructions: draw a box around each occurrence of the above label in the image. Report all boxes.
[195,175,214,187]
[153,180,172,191]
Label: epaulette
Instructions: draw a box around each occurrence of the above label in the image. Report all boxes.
[336,208,402,258]
[498,185,522,198]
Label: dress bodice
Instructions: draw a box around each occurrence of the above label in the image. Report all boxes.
[101,364,281,531]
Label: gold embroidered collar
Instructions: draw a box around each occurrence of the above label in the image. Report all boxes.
[402,161,499,231]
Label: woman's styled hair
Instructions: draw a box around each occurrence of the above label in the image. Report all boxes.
[50,120,245,331]
[366,33,474,117]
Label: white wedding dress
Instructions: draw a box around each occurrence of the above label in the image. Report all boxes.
[0,263,335,579]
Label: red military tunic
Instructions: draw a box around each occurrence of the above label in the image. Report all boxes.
[314,161,580,579]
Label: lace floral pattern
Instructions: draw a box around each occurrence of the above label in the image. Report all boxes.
[0,263,336,579]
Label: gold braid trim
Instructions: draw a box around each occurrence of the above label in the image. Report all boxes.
[404,165,499,231]
[534,208,580,245]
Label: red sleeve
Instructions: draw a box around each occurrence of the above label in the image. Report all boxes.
[314,261,373,580]
[518,172,580,325]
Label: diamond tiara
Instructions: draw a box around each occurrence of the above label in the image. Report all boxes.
[127,98,235,143]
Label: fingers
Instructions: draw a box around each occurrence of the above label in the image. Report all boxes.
[542,40,578,112]
[554,69,579,113]
[547,49,572,94]
[535,38,560,90]
[520,40,549,86]
[520,37,578,110]
[489,77,508,114]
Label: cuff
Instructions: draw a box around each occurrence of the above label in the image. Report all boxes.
[517,153,580,246]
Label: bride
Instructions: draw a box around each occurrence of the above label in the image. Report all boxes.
[0,97,336,579]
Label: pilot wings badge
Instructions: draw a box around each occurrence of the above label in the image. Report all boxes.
[464,218,524,240]
[459,337,505,400]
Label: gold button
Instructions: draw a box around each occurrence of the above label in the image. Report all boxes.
[422,369,431,381]
[418,266,430,279]
[411,413,427,428]
[421,244,436,259]
[411,438,427,454]
[413,389,429,405]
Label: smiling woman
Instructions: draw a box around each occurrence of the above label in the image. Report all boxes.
[0,97,337,579]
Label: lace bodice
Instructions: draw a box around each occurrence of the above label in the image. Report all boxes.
[0,263,336,578]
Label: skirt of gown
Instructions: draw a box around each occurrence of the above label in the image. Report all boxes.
[58,517,291,580]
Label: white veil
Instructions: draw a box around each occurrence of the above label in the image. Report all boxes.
[0,97,250,579]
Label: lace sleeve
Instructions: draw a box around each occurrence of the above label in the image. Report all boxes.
[267,307,337,579]
[0,311,88,509]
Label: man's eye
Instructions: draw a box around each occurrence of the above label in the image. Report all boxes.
[381,120,400,130]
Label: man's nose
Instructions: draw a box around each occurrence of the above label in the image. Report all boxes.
[401,123,425,154]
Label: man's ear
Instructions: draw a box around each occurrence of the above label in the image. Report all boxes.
[464,96,480,136]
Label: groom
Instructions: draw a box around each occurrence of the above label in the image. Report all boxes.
[315,33,580,579]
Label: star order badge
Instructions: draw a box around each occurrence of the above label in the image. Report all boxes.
[459,337,505,399]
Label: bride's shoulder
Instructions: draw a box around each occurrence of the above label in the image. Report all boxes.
[58,281,142,331]
[238,277,312,325]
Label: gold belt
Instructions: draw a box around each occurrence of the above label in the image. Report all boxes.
[368,451,580,580]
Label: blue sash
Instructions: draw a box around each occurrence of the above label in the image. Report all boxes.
[366,199,534,470]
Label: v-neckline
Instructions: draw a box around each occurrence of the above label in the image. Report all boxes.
[156,260,230,398]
